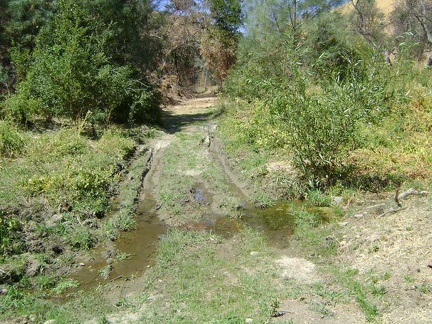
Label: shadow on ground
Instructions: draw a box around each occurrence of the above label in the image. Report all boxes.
[162,109,220,134]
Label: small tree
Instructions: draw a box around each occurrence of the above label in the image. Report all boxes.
[391,0,432,63]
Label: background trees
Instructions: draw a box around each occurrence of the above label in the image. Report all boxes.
[391,0,432,62]
[200,0,244,86]
[1,0,162,125]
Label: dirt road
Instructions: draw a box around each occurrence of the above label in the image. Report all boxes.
[79,97,432,324]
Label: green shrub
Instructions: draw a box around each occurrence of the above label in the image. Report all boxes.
[5,0,161,125]
[0,120,26,158]
[268,84,360,188]
[0,215,25,255]
[2,93,42,125]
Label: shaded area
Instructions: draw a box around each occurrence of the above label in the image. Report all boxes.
[162,110,216,133]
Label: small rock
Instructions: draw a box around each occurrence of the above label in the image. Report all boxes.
[59,202,72,213]
[106,249,117,259]
[272,311,286,318]
[0,286,8,295]
[250,251,261,257]
[83,219,96,228]
[245,318,253,323]
[79,263,85,267]
[325,236,335,245]
[0,268,10,283]
[25,257,42,277]
[208,124,218,132]
[46,214,64,227]
[94,210,105,219]
[332,196,344,206]
[44,320,56,324]
[235,202,246,210]
[204,136,211,147]
[52,246,63,254]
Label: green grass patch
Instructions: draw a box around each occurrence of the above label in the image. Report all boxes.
[139,228,285,323]
[154,131,247,223]
[1,127,134,214]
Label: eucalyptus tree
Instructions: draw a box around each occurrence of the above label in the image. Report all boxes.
[243,0,344,37]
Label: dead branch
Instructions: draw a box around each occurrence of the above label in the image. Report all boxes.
[379,206,407,217]
[398,188,429,200]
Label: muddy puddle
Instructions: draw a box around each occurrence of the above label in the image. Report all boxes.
[69,197,337,292]
[68,197,165,291]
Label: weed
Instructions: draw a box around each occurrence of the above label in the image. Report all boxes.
[292,209,339,258]
[0,285,34,313]
[310,301,334,317]
[251,191,274,208]
[416,283,431,294]
[101,221,119,241]
[0,216,25,255]
[99,265,112,280]
[370,285,388,296]
[333,268,379,321]
[116,251,132,262]
[314,282,346,304]
[98,317,110,324]
[307,189,331,207]
[52,279,80,294]
[67,226,96,250]
[35,275,55,290]
[112,210,137,232]
[382,272,392,281]
[404,275,415,283]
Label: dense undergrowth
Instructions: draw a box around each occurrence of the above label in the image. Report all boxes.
[219,12,432,197]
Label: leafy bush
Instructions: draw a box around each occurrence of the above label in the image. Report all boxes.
[4,0,161,125]
[0,120,26,158]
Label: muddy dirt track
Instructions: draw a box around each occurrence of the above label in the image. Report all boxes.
[76,96,432,323]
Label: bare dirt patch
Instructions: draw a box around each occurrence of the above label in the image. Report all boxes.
[337,190,432,323]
